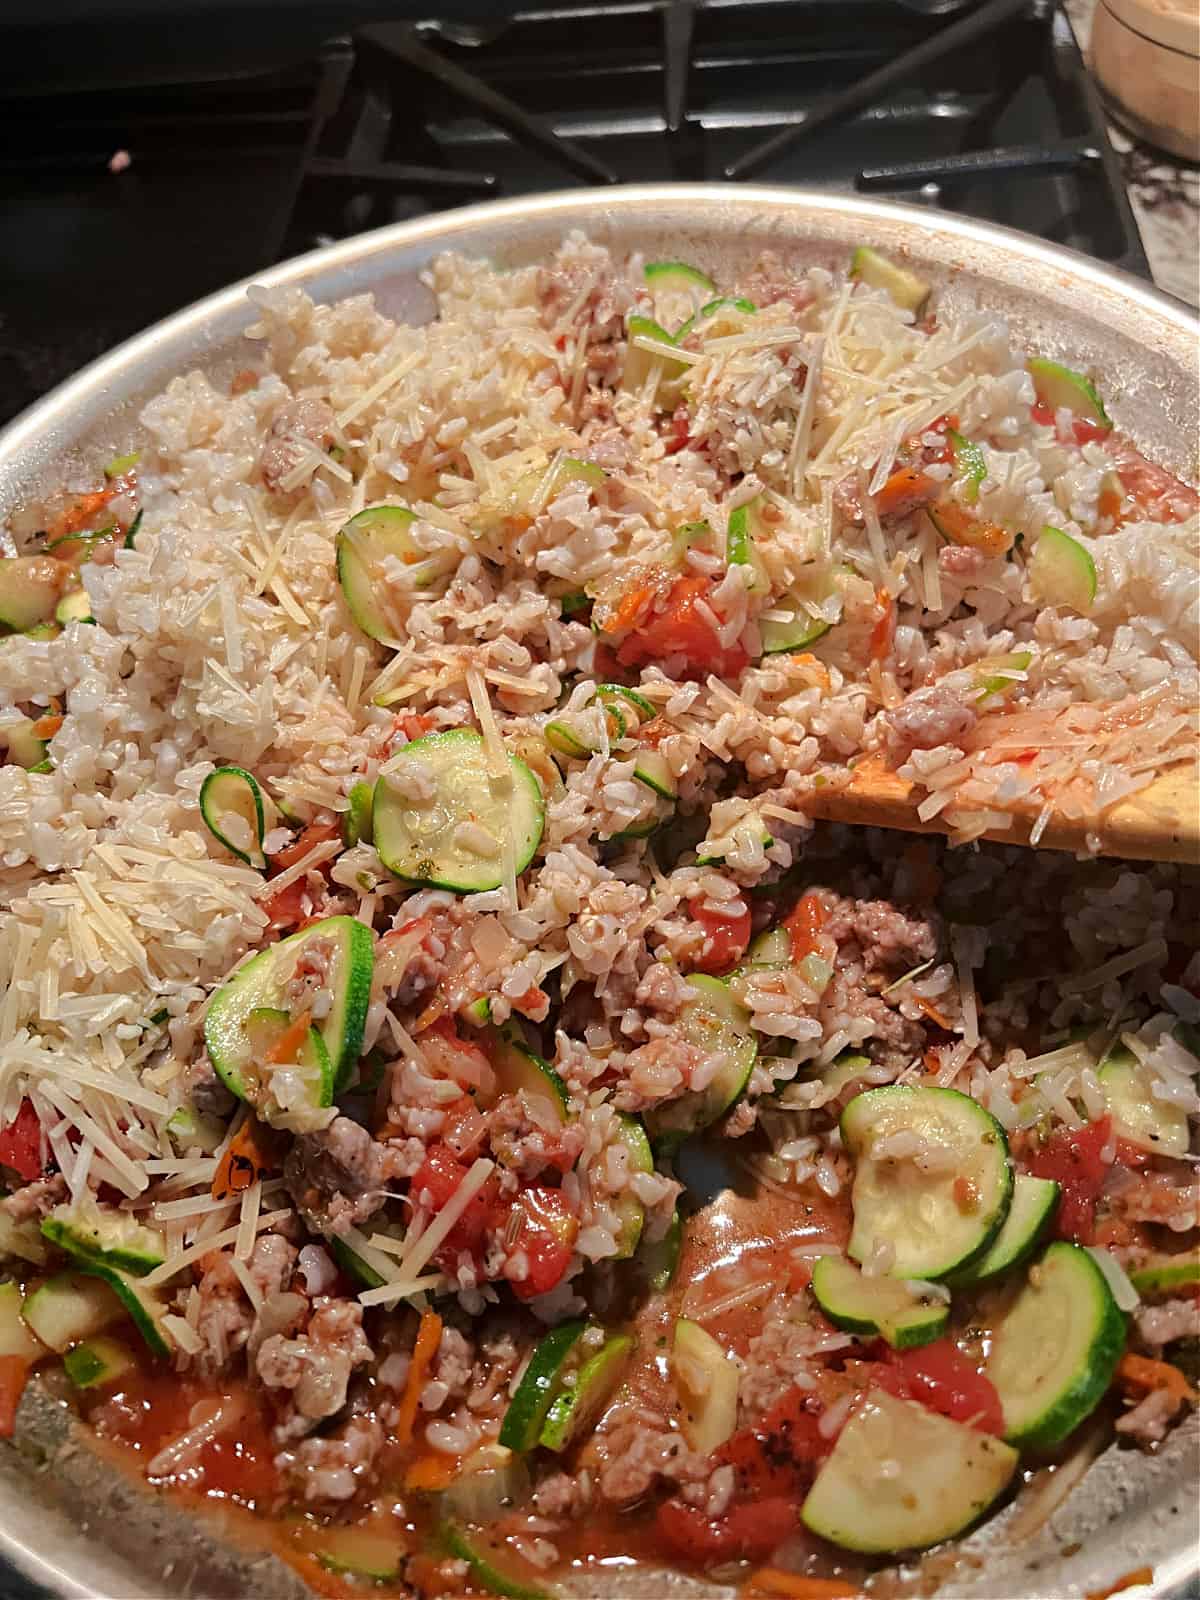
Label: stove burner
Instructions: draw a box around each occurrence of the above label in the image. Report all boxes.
[0,0,1148,425]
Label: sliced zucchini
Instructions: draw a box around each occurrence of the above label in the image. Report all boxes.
[42,1202,165,1276]
[337,504,450,641]
[1028,359,1111,430]
[0,557,62,633]
[123,509,144,550]
[438,1523,552,1600]
[166,1105,227,1154]
[949,430,987,504]
[816,1051,875,1102]
[342,779,375,848]
[373,729,545,895]
[595,683,654,728]
[540,1331,634,1453]
[0,1280,45,1363]
[644,975,757,1148]
[498,1319,588,1453]
[460,996,493,1029]
[316,1528,406,1583]
[644,261,717,330]
[21,622,60,641]
[670,1318,738,1455]
[55,589,94,625]
[842,1086,1013,1281]
[947,1174,1059,1286]
[62,1334,134,1390]
[670,519,710,565]
[20,1271,123,1352]
[849,247,931,314]
[1128,1253,1200,1297]
[639,1205,683,1293]
[510,455,606,514]
[612,1115,653,1260]
[204,914,374,1099]
[199,765,277,869]
[490,1023,570,1123]
[759,607,830,656]
[104,451,140,479]
[1,718,49,771]
[239,1005,335,1123]
[811,1256,948,1350]
[1097,1048,1189,1158]
[975,650,1032,701]
[726,498,770,593]
[986,1241,1126,1450]
[329,1235,386,1292]
[559,592,590,619]
[631,749,677,800]
[1029,525,1096,614]
[801,1389,1018,1554]
[675,296,757,340]
[745,926,791,967]
[622,314,687,396]
[544,717,599,760]
[0,1211,48,1266]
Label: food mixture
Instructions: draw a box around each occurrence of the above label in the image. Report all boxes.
[0,236,1197,1599]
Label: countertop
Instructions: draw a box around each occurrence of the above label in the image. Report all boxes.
[1067,0,1200,306]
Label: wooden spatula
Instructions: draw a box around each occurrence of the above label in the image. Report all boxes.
[798,753,1200,864]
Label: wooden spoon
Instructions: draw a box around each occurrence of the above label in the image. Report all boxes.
[798,753,1200,865]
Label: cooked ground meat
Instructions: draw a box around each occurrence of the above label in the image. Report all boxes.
[193,1234,300,1375]
[284,1115,404,1235]
[823,893,940,975]
[257,1297,373,1431]
[1134,1296,1200,1351]
[1115,1385,1187,1447]
[590,1414,708,1504]
[277,1412,385,1504]
[181,1053,235,1119]
[488,1092,585,1180]
[1113,1176,1200,1233]
[258,398,336,495]
[938,544,991,579]
[1,1172,66,1221]
[532,1470,593,1520]
[884,685,979,762]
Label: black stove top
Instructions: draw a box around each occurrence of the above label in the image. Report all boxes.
[0,0,1146,428]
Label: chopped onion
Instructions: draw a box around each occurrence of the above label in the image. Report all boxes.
[1085,1246,1140,1311]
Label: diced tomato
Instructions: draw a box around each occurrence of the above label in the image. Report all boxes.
[410,1143,500,1263]
[616,575,748,680]
[0,1357,30,1439]
[691,901,752,976]
[655,1495,797,1565]
[268,819,341,874]
[662,404,690,456]
[0,1100,45,1183]
[883,1340,1004,1435]
[719,1385,829,1497]
[1030,401,1110,446]
[875,465,935,520]
[1109,435,1200,525]
[262,820,342,930]
[499,1186,579,1301]
[783,891,827,964]
[1027,1116,1112,1245]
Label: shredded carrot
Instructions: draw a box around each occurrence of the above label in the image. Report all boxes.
[49,487,115,540]
[612,583,653,631]
[868,590,896,662]
[875,464,931,517]
[265,1010,313,1065]
[0,1356,29,1439]
[1085,1567,1154,1600]
[1116,1352,1197,1404]
[927,497,1011,557]
[742,1571,861,1599]
[396,1310,444,1446]
[913,995,952,1030]
[30,714,63,740]
[212,1115,286,1201]
[784,891,827,963]
[404,1452,461,1491]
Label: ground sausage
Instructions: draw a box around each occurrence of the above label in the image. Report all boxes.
[884,685,979,762]
[284,1115,404,1235]
[258,398,336,495]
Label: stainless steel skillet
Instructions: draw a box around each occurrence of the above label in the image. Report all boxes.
[0,185,1196,1600]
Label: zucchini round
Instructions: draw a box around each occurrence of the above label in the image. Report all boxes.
[811,1255,948,1349]
[985,1240,1126,1450]
[842,1085,1013,1281]
[802,1389,1018,1554]
[540,1331,634,1453]
[497,1320,587,1453]
[644,975,757,1148]
[336,504,451,640]
[199,765,277,869]
[947,1173,1059,1287]
[373,729,544,894]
